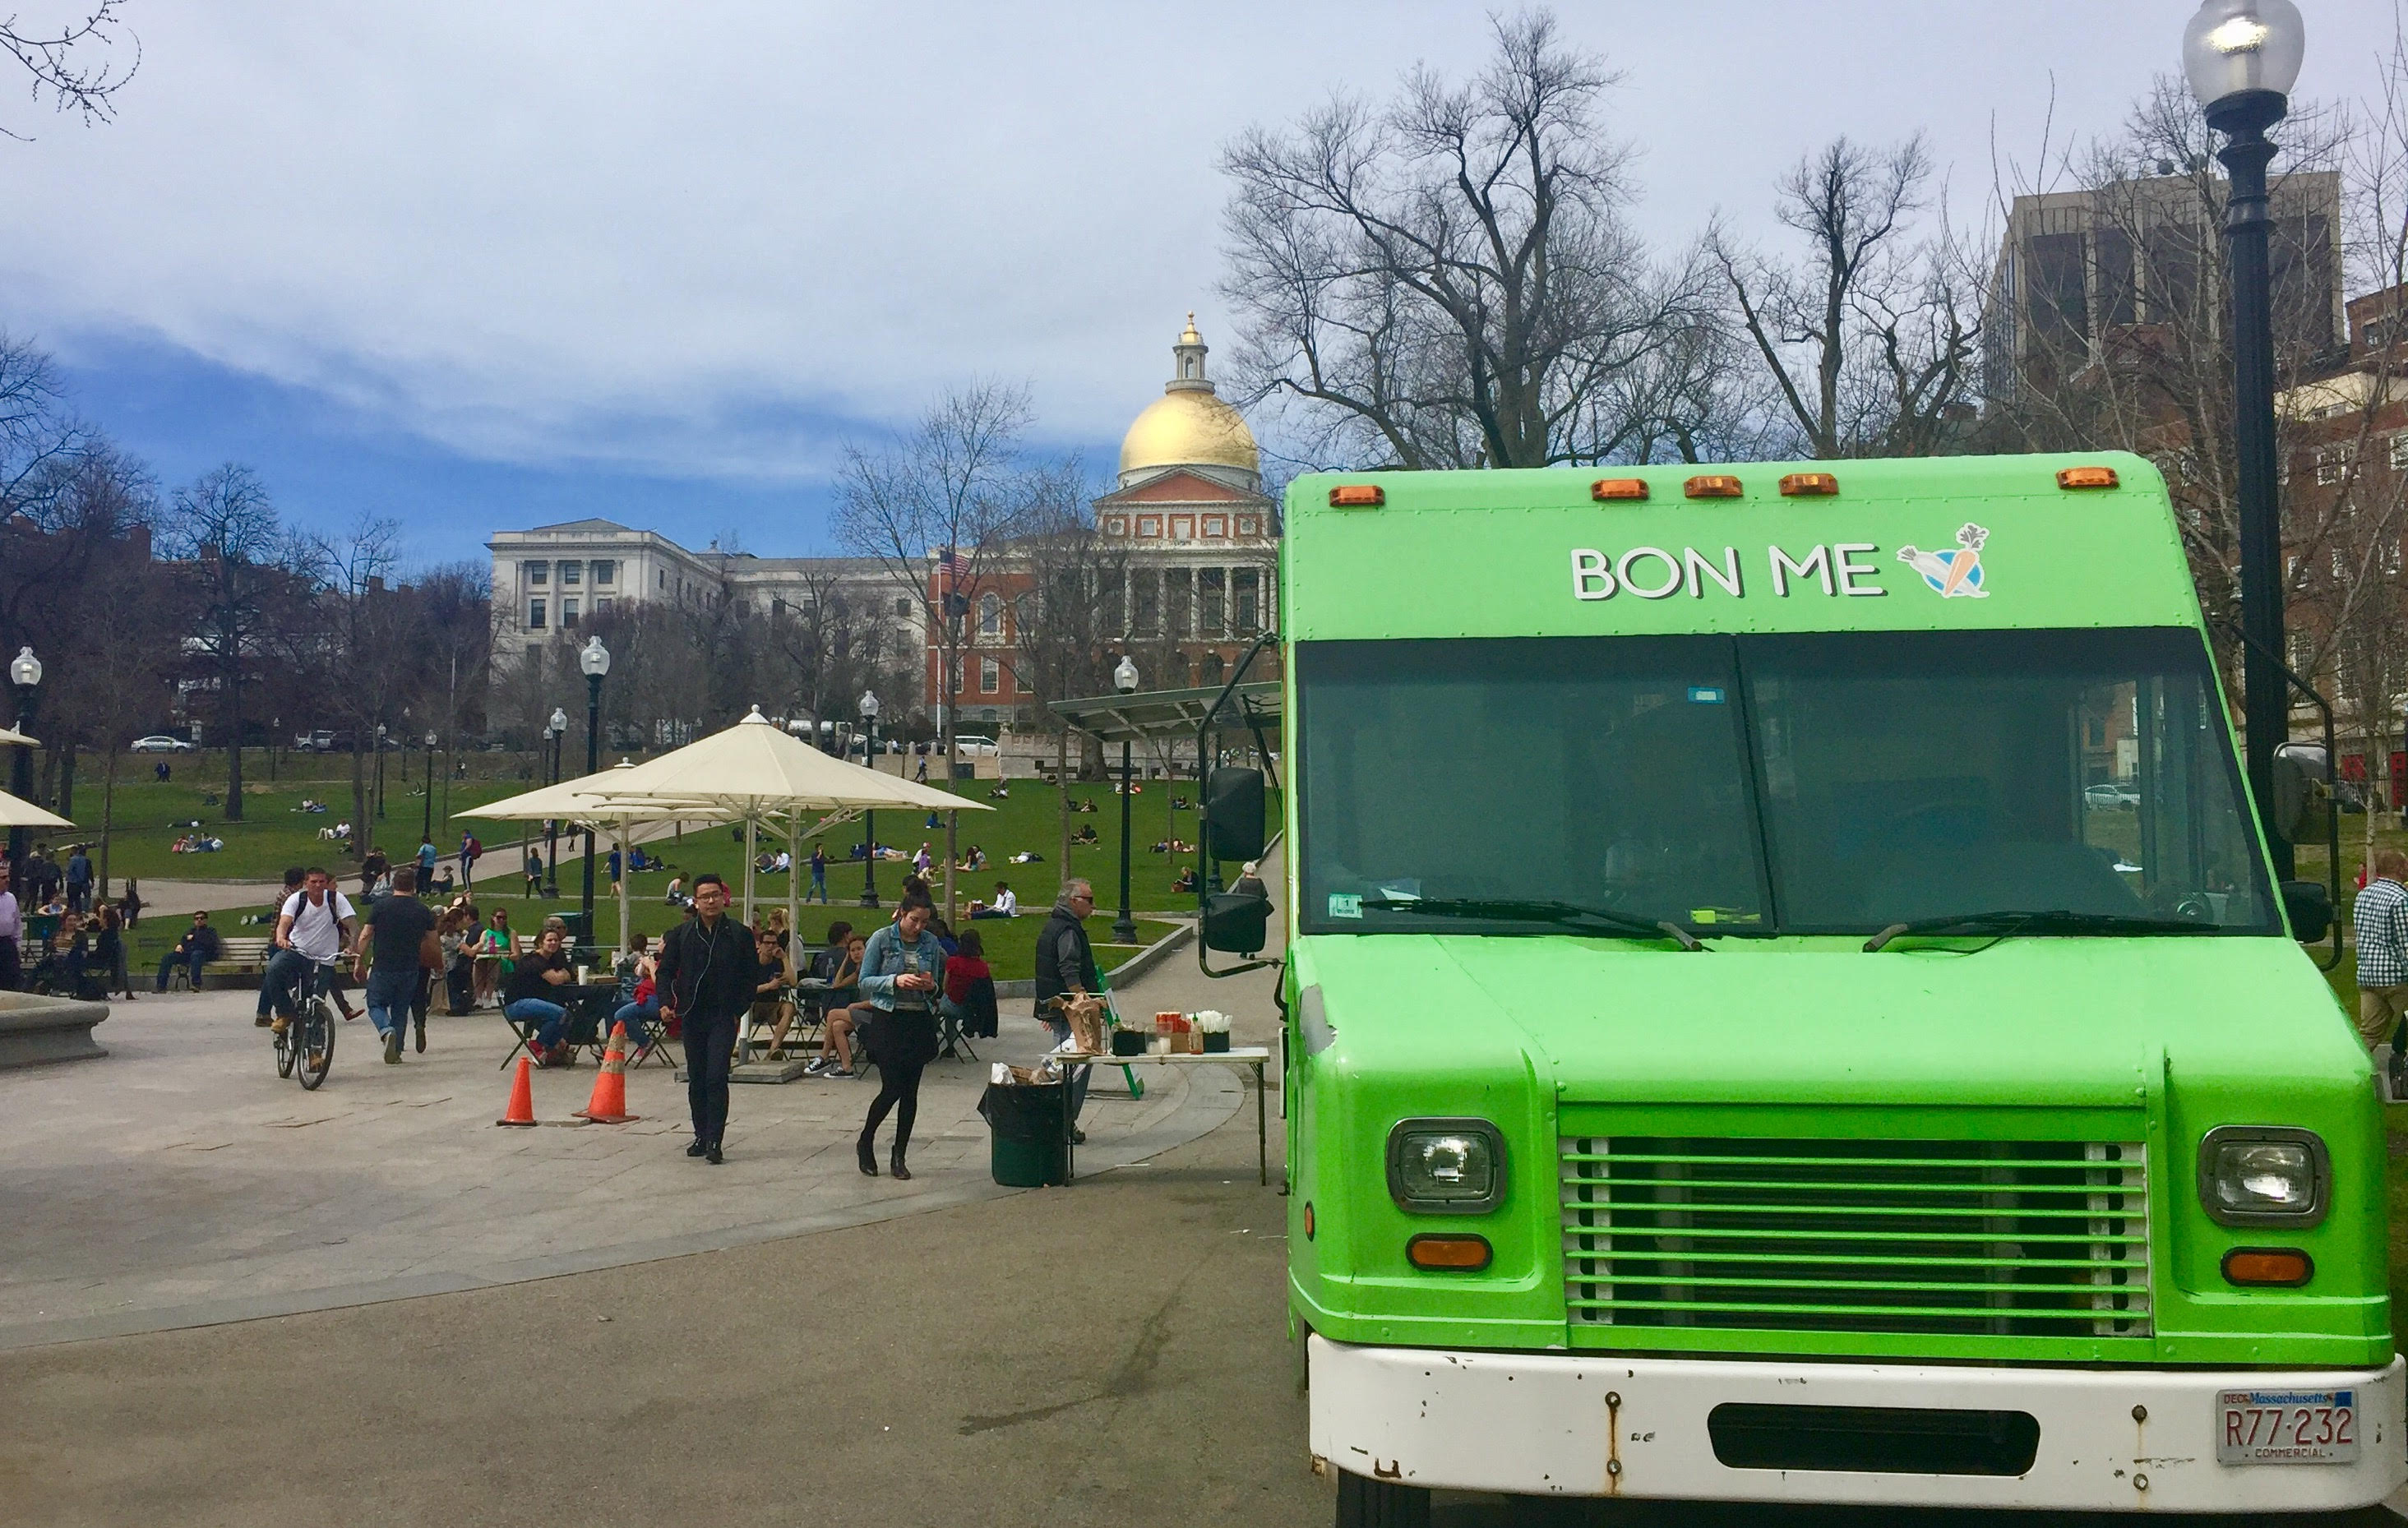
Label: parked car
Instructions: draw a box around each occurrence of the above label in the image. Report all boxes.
[2083,781,2140,809]
[130,734,196,754]
[293,729,335,751]
[954,734,1000,755]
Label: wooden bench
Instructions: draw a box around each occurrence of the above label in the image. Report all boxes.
[188,936,275,990]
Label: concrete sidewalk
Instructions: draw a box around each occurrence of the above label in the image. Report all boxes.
[0,976,1255,1350]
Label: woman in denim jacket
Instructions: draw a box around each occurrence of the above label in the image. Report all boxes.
[854,894,946,1179]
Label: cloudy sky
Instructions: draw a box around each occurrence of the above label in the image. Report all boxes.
[2,1,2397,565]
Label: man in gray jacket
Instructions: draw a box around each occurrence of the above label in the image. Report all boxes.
[1033,879,1099,1139]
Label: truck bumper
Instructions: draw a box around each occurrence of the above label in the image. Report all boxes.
[1308,1336,2406,1511]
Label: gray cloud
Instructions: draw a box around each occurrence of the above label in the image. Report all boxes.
[2,0,2393,478]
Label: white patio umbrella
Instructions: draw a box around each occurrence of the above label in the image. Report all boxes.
[0,786,70,829]
[552,707,991,945]
[0,725,38,748]
[456,760,730,956]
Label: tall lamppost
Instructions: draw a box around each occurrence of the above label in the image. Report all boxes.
[2186,0,2307,875]
[7,646,40,875]
[545,705,567,898]
[374,722,389,819]
[1112,654,1139,945]
[420,730,437,845]
[578,636,609,942]
[858,689,881,907]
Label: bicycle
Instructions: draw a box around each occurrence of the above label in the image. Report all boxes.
[270,957,340,1090]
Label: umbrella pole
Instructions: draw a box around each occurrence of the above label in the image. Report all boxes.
[743,815,758,927]
[617,816,631,959]
[786,815,799,955]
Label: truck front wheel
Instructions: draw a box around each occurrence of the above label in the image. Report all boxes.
[1334,1469,1429,1528]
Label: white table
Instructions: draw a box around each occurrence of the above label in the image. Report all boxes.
[1056,1046,1275,1185]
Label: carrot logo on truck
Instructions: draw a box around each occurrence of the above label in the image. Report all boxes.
[1897,524,1990,598]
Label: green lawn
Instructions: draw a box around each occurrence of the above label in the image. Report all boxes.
[49,748,1269,917]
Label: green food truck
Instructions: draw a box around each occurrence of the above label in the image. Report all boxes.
[1204,452,2401,1519]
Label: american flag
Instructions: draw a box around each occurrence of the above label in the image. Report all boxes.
[937,547,965,576]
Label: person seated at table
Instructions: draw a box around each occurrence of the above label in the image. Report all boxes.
[804,932,868,1078]
[505,926,579,1067]
[437,903,478,1013]
[969,881,1018,920]
[611,933,659,1050]
[469,907,514,1006]
[155,910,223,990]
[756,926,806,1061]
[941,927,996,1038]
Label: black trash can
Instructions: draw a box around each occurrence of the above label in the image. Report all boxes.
[978,1081,1069,1186]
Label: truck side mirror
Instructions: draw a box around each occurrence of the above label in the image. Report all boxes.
[1201,889,1272,956]
[2270,746,2328,846]
[2281,879,2333,944]
[1205,767,1267,864]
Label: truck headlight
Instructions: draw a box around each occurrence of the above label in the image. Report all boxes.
[1386,1118,1506,1213]
[2198,1126,2329,1227]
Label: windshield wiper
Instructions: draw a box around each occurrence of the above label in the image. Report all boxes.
[1863,908,2217,953]
[1361,896,1704,951]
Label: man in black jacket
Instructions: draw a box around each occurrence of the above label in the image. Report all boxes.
[1033,879,1100,1138]
[155,911,224,991]
[654,873,760,1164]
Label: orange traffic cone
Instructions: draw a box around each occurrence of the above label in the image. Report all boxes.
[574,1023,640,1124]
[497,1055,538,1126]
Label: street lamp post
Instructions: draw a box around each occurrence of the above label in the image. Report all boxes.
[578,637,609,944]
[420,730,437,845]
[858,690,881,907]
[374,723,389,820]
[2185,0,2307,876]
[1112,655,1139,944]
[545,706,566,898]
[7,646,40,876]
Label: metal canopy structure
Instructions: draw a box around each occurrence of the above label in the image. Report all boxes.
[1047,681,1279,746]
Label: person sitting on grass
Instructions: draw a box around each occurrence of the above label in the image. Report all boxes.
[504,925,578,1068]
[805,932,869,1078]
[968,881,1017,920]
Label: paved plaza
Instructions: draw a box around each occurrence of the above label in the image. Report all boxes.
[0,958,1250,1352]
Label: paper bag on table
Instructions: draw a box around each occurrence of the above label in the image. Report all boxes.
[1063,994,1108,1056]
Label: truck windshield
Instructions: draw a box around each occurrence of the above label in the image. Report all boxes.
[1295,628,2278,937]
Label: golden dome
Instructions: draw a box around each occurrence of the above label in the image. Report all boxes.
[1120,388,1259,478]
[1118,316,1259,481]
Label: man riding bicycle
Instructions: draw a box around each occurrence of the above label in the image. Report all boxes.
[260,867,357,1040]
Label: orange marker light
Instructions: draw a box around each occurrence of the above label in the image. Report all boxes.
[1303,1202,1316,1240]
[1685,474,1744,499]
[1407,1234,1493,1272]
[1329,484,1385,508]
[2222,1248,2313,1287]
[1592,478,1650,501]
[2057,465,2120,490]
[1779,472,1839,496]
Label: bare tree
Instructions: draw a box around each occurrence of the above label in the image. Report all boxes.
[1010,461,1127,870]
[1709,135,1980,459]
[164,464,306,822]
[2,1,137,139]
[1979,76,2355,712]
[1218,9,1703,469]
[835,381,1041,918]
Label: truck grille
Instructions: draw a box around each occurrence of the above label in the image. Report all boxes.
[1561,1137,2150,1337]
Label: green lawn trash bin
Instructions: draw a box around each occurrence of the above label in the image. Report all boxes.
[978,1081,1069,1186]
